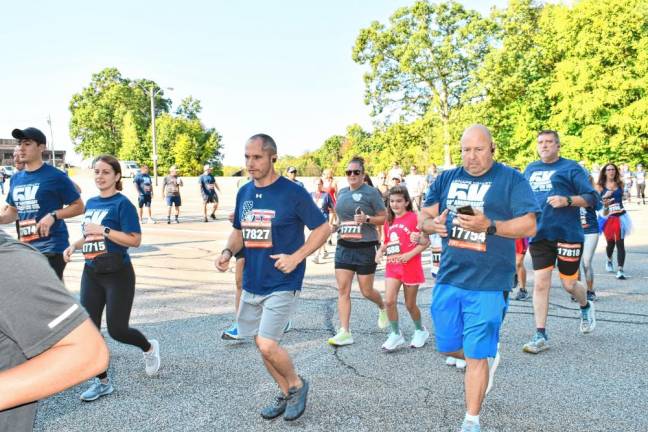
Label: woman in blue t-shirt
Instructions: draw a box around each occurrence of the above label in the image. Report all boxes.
[64,155,161,402]
[597,163,633,280]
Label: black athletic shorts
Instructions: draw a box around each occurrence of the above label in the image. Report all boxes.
[529,239,583,279]
[334,240,378,275]
[203,193,218,204]
[235,249,245,260]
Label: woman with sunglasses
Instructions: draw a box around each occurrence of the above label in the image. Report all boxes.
[597,163,633,280]
[64,155,160,401]
[328,157,388,346]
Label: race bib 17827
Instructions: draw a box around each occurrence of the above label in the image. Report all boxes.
[241,220,273,248]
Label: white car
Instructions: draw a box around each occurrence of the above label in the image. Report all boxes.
[119,161,140,178]
[1,166,16,177]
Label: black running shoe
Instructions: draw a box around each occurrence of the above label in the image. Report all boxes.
[587,291,597,302]
[514,289,529,301]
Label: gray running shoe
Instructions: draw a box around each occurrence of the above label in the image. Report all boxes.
[605,260,614,273]
[260,394,288,419]
[523,331,549,354]
[143,339,161,376]
[616,270,627,280]
[460,420,481,432]
[284,377,309,421]
[514,289,529,301]
[587,291,597,302]
[580,301,596,334]
[80,378,114,402]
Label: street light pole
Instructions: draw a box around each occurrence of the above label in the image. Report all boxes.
[134,83,172,186]
[46,114,55,167]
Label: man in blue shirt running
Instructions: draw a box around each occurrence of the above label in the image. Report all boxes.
[523,130,598,354]
[420,125,539,432]
[215,134,329,422]
[0,127,84,280]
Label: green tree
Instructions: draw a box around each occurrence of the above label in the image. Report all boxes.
[353,0,495,165]
[69,67,170,157]
[118,111,146,162]
[173,133,203,175]
[176,96,202,120]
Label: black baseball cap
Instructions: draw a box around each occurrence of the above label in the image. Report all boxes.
[12,127,47,145]
[287,166,297,173]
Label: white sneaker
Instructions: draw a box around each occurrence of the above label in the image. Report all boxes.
[446,356,466,370]
[377,308,389,329]
[382,332,405,351]
[485,351,501,395]
[410,328,429,348]
[327,329,354,346]
[147,218,156,224]
[143,339,161,376]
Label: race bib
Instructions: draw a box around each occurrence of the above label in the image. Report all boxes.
[608,203,622,213]
[557,242,581,262]
[385,240,401,261]
[207,183,215,191]
[83,234,107,259]
[18,219,39,243]
[241,220,273,248]
[449,225,486,252]
[143,184,152,193]
[166,184,179,194]
[339,221,362,240]
[431,246,442,268]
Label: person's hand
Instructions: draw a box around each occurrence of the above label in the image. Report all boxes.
[546,195,569,208]
[354,210,368,225]
[455,208,490,232]
[37,213,56,238]
[410,232,422,244]
[214,252,231,272]
[399,251,414,263]
[427,209,449,237]
[84,223,104,236]
[270,253,300,274]
[375,250,383,264]
[228,212,235,223]
[63,245,76,263]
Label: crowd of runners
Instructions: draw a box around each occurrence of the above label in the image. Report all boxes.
[0,125,642,432]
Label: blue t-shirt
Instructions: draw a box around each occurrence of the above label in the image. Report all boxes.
[233,176,327,295]
[133,173,153,196]
[310,191,333,216]
[199,174,217,196]
[424,162,539,292]
[524,157,596,243]
[580,191,602,235]
[7,163,81,253]
[602,187,624,214]
[82,193,141,265]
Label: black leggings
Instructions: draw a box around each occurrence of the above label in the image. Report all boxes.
[606,238,626,268]
[45,253,67,281]
[80,261,150,379]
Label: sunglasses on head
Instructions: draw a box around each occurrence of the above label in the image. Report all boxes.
[346,169,362,176]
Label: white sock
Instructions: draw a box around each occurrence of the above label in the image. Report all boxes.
[465,413,479,425]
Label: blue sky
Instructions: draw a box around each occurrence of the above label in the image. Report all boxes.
[1,0,507,166]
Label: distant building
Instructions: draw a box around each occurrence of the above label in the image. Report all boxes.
[0,138,66,166]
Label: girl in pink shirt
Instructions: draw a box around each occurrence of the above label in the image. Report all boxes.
[375,186,429,351]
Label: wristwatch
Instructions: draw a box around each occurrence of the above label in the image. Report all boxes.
[366,216,371,224]
[103,226,111,237]
[566,196,573,206]
[49,211,58,221]
[486,219,497,235]
[222,248,233,258]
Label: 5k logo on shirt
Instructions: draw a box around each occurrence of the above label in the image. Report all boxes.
[13,184,40,212]
[83,209,109,226]
[446,180,491,211]
[528,171,556,192]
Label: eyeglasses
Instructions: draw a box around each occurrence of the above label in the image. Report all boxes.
[346,170,362,176]
[606,168,616,171]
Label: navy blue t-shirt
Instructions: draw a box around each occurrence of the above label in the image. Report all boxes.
[7,163,81,253]
[311,191,333,216]
[82,193,141,265]
[233,176,327,295]
[199,174,217,196]
[580,191,602,235]
[524,157,596,243]
[133,173,153,196]
[424,162,539,292]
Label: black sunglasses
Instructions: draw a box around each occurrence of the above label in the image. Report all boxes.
[345,169,362,176]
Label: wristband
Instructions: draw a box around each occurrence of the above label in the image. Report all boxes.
[222,248,233,258]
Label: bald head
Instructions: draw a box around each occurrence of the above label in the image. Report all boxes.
[460,124,495,176]
[461,124,492,146]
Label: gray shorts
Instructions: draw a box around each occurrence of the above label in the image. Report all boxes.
[237,290,299,341]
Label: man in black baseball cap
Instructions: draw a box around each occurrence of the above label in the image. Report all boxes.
[286,167,304,188]
[11,127,47,145]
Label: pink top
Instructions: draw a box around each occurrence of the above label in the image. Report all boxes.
[383,211,425,284]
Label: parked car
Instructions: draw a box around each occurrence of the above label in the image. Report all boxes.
[119,161,140,178]
[1,166,16,177]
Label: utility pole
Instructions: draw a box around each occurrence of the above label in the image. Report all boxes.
[47,115,55,167]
